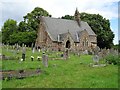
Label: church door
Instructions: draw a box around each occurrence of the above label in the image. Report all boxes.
[66,40,71,48]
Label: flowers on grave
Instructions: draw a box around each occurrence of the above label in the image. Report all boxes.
[31,56,34,61]
[37,56,41,61]
[20,58,23,61]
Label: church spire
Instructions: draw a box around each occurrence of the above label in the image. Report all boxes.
[74,8,81,26]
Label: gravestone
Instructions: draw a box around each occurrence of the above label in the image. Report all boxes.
[77,52,80,57]
[22,45,26,61]
[83,50,88,55]
[64,49,69,60]
[101,48,107,58]
[42,53,48,67]
[98,52,103,60]
[93,46,100,55]
[16,43,19,54]
[32,47,35,53]
[93,55,99,65]
[38,49,40,52]
[31,43,34,50]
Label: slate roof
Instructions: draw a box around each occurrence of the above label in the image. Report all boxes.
[41,16,96,42]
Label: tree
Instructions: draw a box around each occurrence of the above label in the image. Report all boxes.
[22,7,50,32]
[18,21,28,32]
[2,7,50,46]
[9,31,37,46]
[61,13,114,49]
[2,19,18,44]
[9,7,50,46]
[61,15,74,20]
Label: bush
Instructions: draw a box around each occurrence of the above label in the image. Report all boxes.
[105,54,120,65]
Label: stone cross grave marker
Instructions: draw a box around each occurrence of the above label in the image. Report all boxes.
[93,46,100,55]
[93,55,99,65]
[42,53,48,67]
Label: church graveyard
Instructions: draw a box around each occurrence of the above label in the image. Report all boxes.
[1,44,119,88]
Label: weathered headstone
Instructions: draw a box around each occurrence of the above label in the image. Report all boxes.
[16,43,19,54]
[83,50,88,55]
[42,53,48,67]
[93,55,99,65]
[22,45,26,61]
[93,46,100,55]
[32,47,35,53]
[31,43,34,50]
[77,51,80,57]
[38,49,40,52]
[64,49,69,60]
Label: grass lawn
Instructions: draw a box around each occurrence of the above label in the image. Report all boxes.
[1,47,118,88]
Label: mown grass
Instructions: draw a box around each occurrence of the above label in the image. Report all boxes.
[1,46,118,88]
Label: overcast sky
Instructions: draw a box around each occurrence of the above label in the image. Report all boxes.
[0,0,119,44]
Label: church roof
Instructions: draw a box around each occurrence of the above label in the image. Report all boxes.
[41,16,96,42]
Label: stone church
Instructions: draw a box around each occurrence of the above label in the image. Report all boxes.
[35,9,97,51]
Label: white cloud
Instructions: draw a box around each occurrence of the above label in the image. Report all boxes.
[28,0,119,19]
[0,0,118,21]
[0,0,119,44]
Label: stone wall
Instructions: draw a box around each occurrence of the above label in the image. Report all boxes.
[35,21,53,49]
[89,35,97,48]
[78,30,89,50]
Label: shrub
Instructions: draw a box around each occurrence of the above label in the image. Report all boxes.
[105,54,120,65]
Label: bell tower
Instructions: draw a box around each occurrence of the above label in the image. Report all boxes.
[74,8,81,26]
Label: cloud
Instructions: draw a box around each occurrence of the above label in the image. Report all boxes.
[0,0,118,23]
[0,0,119,44]
[0,0,36,27]
[29,0,118,19]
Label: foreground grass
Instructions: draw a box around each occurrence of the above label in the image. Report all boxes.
[2,55,118,88]
[2,47,118,88]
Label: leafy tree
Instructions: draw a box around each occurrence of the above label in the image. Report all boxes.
[61,15,74,20]
[18,21,28,32]
[61,13,114,49]
[2,19,18,44]
[9,31,37,46]
[15,7,50,46]
[2,7,50,46]
[23,7,50,32]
